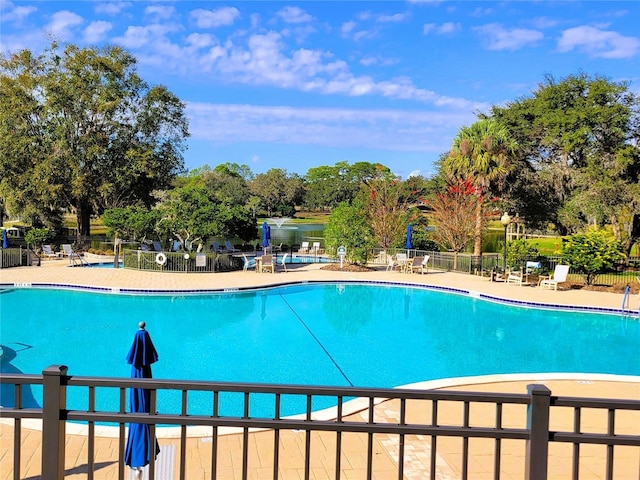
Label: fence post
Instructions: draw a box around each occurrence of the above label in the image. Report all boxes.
[42,365,68,480]
[525,384,551,480]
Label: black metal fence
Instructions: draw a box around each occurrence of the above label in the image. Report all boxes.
[1,366,639,480]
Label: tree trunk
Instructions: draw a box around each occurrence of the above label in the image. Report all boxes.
[622,214,640,262]
[473,197,483,257]
[75,200,92,245]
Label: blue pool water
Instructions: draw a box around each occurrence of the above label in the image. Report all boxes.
[1,284,638,418]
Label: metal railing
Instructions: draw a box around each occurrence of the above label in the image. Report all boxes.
[1,366,638,480]
[0,247,30,268]
[122,250,242,273]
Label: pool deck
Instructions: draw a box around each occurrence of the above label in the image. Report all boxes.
[1,259,639,479]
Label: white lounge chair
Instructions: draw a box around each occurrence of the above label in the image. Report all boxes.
[61,244,80,262]
[539,265,570,290]
[298,241,309,254]
[278,253,289,272]
[311,242,323,254]
[506,267,525,286]
[42,244,60,258]
[407,255,429,275]
[242,254,255,272]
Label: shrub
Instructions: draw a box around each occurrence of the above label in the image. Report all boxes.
[562,230,624,285]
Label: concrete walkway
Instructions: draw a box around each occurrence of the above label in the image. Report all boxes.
[1,259,639,479]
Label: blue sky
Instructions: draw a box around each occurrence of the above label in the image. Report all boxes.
[1,1,639,179]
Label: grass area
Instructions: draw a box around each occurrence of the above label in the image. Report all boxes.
[527,237,564,255]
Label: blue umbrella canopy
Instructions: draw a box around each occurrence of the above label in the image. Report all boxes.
[262,221,271,248]
[405,224,413,249]
[124,322,159,471]
[2,229,8,249]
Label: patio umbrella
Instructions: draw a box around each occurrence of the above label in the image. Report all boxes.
[262,221,271,248]
[124,321,160,476]
[405,224,413,249]
[2,229,8,249]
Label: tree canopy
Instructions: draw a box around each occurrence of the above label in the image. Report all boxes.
[0,42,189,242]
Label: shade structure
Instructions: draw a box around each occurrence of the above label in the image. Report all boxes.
[124,322,160,471]
[405,224,413,249]
[2,229,7,249]
[262,221,271,248]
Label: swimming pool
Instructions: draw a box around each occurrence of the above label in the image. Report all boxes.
[1,283,638,417]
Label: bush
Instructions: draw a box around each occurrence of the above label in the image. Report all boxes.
[562,230,624,285]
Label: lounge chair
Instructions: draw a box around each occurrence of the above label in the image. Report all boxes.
[225,241,240,253]
[407,255,429,275]
[242,254,255,272]
[42,244,60,258]
[272,243,283,253]
[278,253,289,272]
[539,265,570,290]
[212,241,224,253]
[140,243,151,251]
[61,244,80,261]
[311,242,323,254]
[298,241,309,254]
[386,255,398,272]
[395,253,408,272]
[506,267,525,286]
[259,254,274,273]
[152,241,163,252]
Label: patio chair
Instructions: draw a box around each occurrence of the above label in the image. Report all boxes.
[407,255,429,275]
[506,267,525,286]
[260,254,274,273]
[61,244,80,261]
[311,242,323,254]
[225,240,240,252]
[41,244,60,258]
[278,253,289,272]
[242,254,255,272]
[298,241,310,254]
[212,241,224,253]
[386,255,398,272]
[152,240,163,252]
[539,265,570,290]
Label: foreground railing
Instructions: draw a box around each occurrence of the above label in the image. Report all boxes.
[1,366,639,480]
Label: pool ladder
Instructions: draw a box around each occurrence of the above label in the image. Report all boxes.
[620,283,640,317]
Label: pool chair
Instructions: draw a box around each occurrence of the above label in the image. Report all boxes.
[41,244,60,259]
[278,253,289,272]
[212,241,224,253]
[225,240,240,252]
[242,254,255,272]
[311,242,324,254]
[152,240,163,252]
[407,255,429,275]
[259,254,275,273]
[61,244,81,261]
[298,241,310,254]
[506,267,525,286]
[386,255,403,272]
[539,264,570,290]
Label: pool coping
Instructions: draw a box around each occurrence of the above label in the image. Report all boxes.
[2,279,638,317]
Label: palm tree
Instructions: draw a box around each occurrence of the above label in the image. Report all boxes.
[442,118,518,257]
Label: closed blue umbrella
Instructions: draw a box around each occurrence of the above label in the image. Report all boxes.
[262,221,271,248]
[124,322,160,476]
[405,224,413,249]
[2,229,7,249]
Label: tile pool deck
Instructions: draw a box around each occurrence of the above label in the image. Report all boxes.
[1,259,639,479]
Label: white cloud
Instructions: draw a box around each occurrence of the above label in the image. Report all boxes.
[1,2,37,24]
[277,6,312,24]
[145,5,175,21]
[187,102,473,155]
[557,25,640,59]
[376,12,408,23]
[407,170,422,178]
[423,22,461,35]
[46,10,84,41]
[84,21,112,43]
[113,24,179,49]
[191,7,240,29]
[474,23,543,50]
[94,2,132,16]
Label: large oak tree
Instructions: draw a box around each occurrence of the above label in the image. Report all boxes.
[0,42,189,242]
